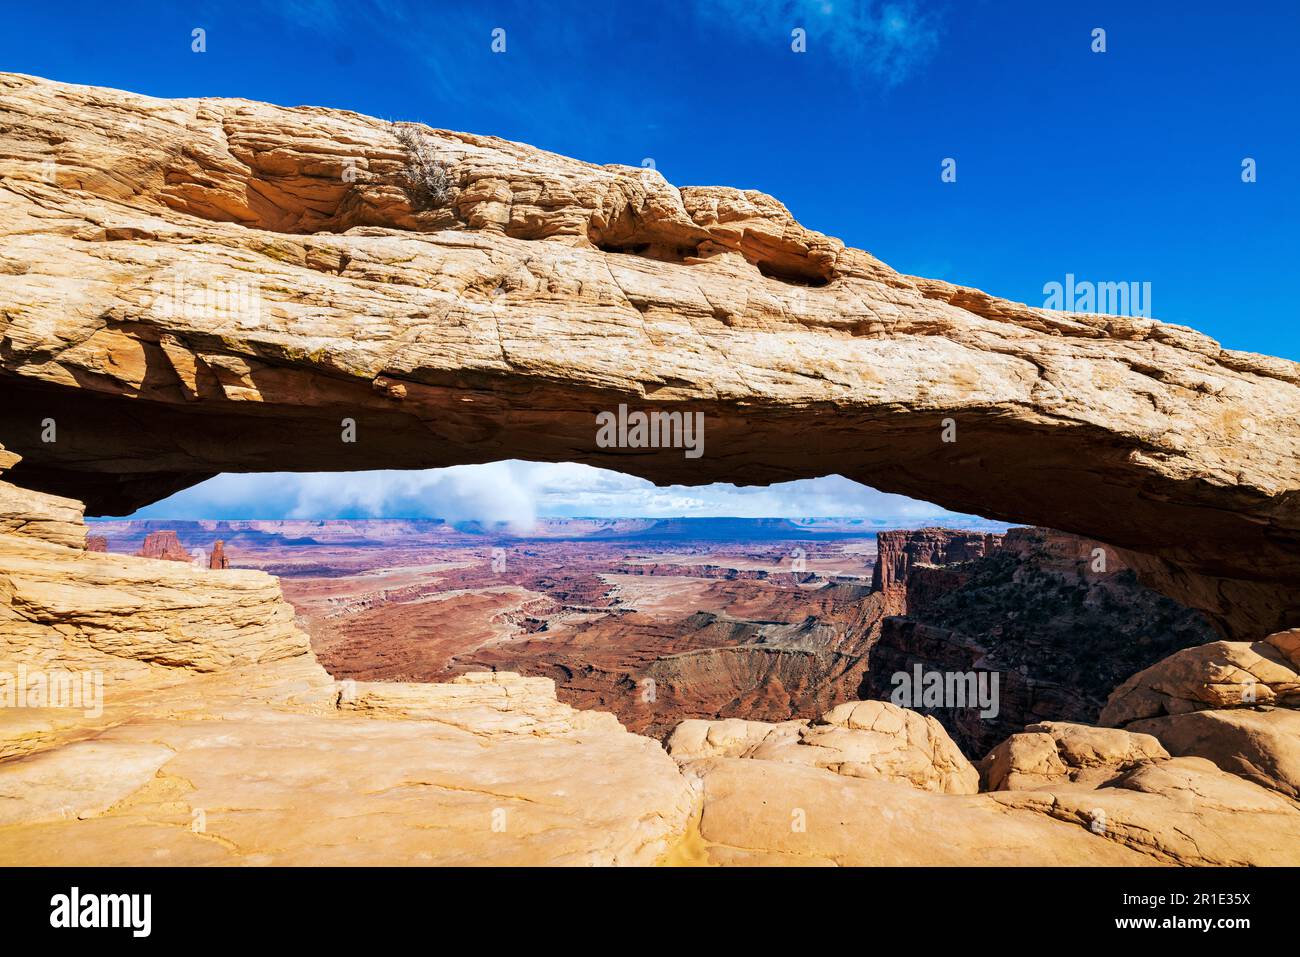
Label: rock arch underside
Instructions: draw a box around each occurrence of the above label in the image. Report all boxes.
[1,74,1299,865]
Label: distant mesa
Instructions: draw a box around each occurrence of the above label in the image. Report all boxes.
[871,528,999,593]
[135,529,192,563]
[85,534,107,553]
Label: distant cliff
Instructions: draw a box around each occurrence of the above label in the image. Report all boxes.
[870,528,998,593]
[865,527,1217,756]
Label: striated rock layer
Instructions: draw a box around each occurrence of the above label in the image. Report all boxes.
[0,74,1298,638]
[871,528,995,593]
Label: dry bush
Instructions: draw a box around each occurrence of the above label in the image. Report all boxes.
[390,122,451,210]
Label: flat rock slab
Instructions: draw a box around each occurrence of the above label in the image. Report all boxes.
[0,740,174,826]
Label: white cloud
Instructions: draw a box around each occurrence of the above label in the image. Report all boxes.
[128,460,996,528]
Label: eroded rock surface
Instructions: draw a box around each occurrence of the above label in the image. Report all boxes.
[1100,631,1300,726]
[669,699,979,794]
[1130,707,1300,801]
[974,717,1300,865]
[987,755,1300,867]
[0,74,1298,638]
[0,462,85,550]
[980,721,1170,791]
[678,757,1151,866]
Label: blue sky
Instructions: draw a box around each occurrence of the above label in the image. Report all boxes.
[5,1,1295,521]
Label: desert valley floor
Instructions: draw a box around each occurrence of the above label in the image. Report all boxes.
[88,517,1219,754]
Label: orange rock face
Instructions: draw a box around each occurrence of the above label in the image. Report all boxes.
[209,539,229,569]
[870,528,997,593]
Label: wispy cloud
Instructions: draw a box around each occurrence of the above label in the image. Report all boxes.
[127,461,997,528]
[697,0,943,86]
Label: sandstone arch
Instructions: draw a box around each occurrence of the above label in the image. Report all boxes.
[1,73,1298,640]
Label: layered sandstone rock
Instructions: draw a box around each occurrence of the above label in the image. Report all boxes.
[678,737,1300,866]
[1,534,306,674]
[870,528,994,593]
[0,444,85,549]
[1130,707,1300,801]
[677,757,1152,866]
[1095,630,1300,802]
[972,719,1300,865]
[0,456,695,865]
[0,660,697,865]
[987,756,1300,867]
[981,721,1170,791]
[0,74,1298,638]
[338,670,625,736]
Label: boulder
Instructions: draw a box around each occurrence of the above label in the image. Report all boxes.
[1130,706,1300,800]
[670,700,980,794]
[990,757,1300,866]
[981,721,1169,791]
[1100,633,1300,726]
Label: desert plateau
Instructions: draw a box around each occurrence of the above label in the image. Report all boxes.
[0,8,1297,933]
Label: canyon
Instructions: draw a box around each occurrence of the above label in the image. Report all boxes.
[93,518,896,738]
[7,463,1297,866]
[85,518,1216,749]
[1,74,1299,866]
[866,527,1218,755]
